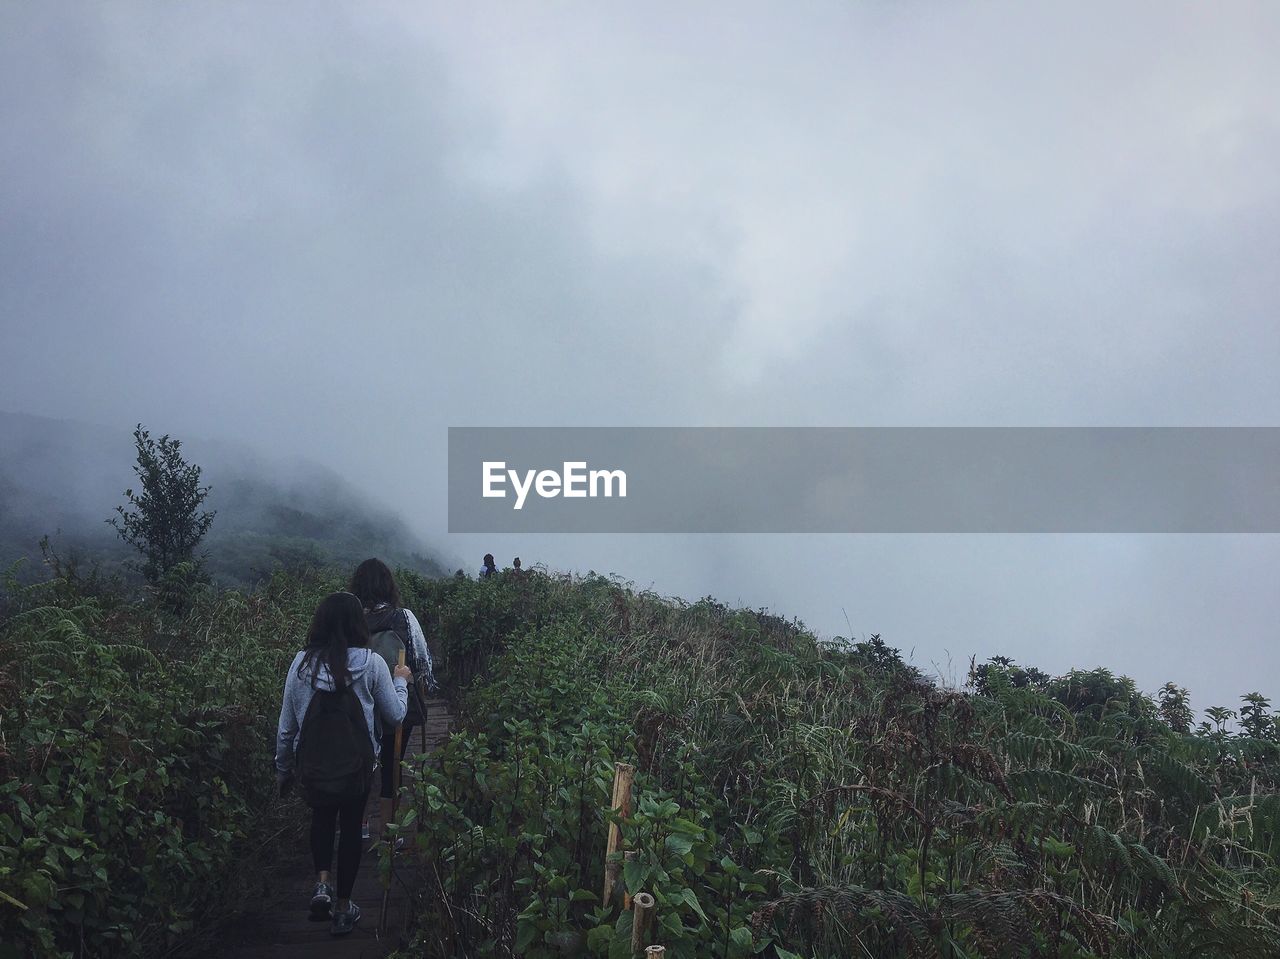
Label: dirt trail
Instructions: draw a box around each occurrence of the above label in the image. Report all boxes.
[219,698,453,959]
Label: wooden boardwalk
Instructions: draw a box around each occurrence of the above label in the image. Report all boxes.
[219,698,453,959]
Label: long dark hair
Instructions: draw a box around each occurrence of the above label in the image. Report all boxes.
[298,592,371,690]
[349,557,401,610]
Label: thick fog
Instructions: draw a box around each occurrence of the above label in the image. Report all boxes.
[2,4,1278,712]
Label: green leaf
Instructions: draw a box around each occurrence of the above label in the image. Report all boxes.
[729,926,754,956]
[665,834,694,857]
[623,857,649,892]
[609,912,636,959]
[678,886,708,923]
[515,920,539,952]
[659,911,684,936]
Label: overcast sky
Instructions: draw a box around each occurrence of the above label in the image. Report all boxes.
[2,3,1278,713]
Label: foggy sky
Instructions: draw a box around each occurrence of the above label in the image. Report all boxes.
[2,3,1278,713]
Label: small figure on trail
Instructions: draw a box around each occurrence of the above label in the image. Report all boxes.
[349,558,439,845]
[275,591,412,937]
[512,557,522,572]
[480,553,497,578]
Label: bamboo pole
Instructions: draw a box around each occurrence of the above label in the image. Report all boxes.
[630,892,655,956]
[601,762,636,906]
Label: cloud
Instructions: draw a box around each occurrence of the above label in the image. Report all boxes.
[2,2,1278,711]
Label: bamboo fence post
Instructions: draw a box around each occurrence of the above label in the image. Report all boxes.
[630,892,656,956]
[601,762,636,906]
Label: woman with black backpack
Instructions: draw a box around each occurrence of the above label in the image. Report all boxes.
[348,558,439,844]
[275,591,412,936]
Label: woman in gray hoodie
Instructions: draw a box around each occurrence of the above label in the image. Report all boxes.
[275,591,412,936]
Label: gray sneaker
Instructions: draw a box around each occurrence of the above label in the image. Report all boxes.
[331,901,361,936]
[309,881,333,920]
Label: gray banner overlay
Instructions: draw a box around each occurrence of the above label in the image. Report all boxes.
[447,428,1280,533]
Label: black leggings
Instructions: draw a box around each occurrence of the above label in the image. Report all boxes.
[378,723,415,799]
[309,785,370,899]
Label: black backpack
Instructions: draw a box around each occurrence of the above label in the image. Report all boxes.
[295,682,375,808]
[367,607,428,726]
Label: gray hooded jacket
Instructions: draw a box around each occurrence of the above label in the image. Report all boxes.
[275,647,408,776]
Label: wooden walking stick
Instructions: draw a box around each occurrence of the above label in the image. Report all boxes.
[379,648,408,937]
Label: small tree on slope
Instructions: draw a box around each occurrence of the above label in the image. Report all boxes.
[109,424,215,584]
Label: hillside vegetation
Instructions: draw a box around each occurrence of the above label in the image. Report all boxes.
[403,573,1280,958]
[2,567,1278,958]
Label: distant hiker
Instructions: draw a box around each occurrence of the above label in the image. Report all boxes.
[512,557,521,571]
[480,553,497,578]
[349,558,439,845]
[275,591,412,937]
